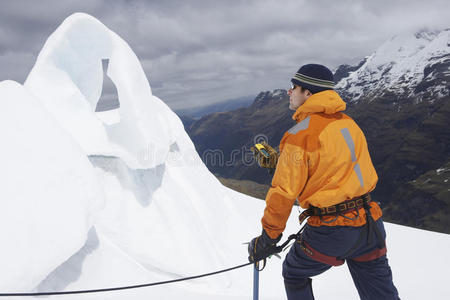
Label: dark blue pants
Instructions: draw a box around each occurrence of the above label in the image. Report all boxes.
[282,219,400,300]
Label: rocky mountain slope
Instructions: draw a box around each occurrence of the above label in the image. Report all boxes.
[187,89,293,185]
[184,29,450,233]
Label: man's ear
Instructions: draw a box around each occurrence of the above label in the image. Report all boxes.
[305,90,313,97]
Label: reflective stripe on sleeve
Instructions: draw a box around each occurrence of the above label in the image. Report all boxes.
[288,116,311,134]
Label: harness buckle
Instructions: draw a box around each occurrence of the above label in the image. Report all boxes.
[326,206,336,213]
[356,199,363,207]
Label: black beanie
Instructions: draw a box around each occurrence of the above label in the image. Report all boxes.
[291,64,334,94]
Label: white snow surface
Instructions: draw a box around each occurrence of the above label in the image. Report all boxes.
[1,13,449,299]
[0,81,104,291]
[336,29,450,102]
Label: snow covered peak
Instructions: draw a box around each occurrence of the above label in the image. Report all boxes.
[25,13,185,169]
[414,28,442,41]
[252,89,287,107]
[271,89,287,97]
[336,29,450,102]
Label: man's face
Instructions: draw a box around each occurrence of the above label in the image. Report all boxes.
[288,84,311,110]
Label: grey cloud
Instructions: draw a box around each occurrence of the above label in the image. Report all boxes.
[0,52,36,83]
[1,0,449,110]
[0,0,108,83]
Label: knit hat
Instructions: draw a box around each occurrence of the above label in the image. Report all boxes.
[291,64,334,94]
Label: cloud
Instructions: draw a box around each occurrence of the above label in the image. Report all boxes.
[1,0,449,110]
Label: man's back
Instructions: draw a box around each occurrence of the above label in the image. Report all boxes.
[263,90,382,238]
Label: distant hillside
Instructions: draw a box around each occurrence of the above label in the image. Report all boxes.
[217,177,269,200]
[188,89,292,185]
[178,115,197,130]
[346,94,450,233]
[385,160,450,232]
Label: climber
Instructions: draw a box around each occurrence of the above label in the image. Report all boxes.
[248,64,400,299]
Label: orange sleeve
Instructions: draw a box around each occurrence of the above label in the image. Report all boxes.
[261,142,308,239]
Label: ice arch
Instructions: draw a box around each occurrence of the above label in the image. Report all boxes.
[25,13,184,169]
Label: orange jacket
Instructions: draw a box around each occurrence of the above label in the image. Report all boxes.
[262,90,382,239]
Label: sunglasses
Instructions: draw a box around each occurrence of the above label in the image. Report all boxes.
[289,82,298,90]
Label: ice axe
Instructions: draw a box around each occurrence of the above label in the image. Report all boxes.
[252,256,281,300]
[243,241,283,300]
[253,262,259,300]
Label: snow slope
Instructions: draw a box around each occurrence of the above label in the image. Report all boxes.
[0,13,449,300]
[0,81,104,291]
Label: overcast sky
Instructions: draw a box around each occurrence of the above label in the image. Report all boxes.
[1,0,449,110]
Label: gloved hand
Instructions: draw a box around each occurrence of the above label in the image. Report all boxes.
[248,230,282,263]
[251,141,279,170]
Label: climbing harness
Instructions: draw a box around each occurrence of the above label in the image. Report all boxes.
[297,193,373,224]
[295,193,387,265]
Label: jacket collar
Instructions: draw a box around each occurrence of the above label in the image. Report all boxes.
[292,90,346,122]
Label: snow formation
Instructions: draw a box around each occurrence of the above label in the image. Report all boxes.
[0,81,103,291]
[25,13,182,169]
[0,13,449,300]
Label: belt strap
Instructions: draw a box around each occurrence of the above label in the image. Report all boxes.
[298,193,372,224]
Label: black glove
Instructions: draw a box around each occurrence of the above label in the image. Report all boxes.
[248,230,282,263]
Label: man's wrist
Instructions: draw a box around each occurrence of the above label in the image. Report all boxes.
[262,229,282,245]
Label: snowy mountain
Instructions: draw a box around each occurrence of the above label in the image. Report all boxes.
[336,28,450,103]
[0,13,449,300]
